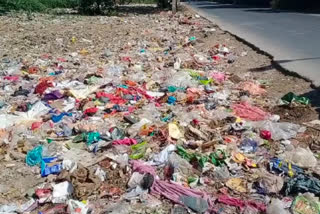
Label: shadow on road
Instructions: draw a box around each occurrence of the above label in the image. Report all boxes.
[275,57,320,64]
[249,57,320,73]
[243,9,281,13]
[193,2,320,14]
[198,4,262,9]
[244,8,320,14]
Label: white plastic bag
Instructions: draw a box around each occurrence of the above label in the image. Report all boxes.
[267,199,290,214]
[52,181,73,203]
[248,120,306,141]
[150,144,176,166]
[280,147,317,168]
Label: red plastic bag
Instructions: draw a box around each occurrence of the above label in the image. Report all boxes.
[35,80,53,95]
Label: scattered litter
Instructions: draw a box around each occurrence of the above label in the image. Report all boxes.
[0,6,318,214]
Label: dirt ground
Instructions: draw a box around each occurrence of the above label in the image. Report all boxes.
[0,4,319,213]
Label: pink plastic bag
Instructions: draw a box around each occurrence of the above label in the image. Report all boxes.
[112,138,137,146]
[211,72,226,83]
[238,82,266,95]
[232,102,270,121]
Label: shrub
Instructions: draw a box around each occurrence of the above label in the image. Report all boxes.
[235,0,271,6]
[78,0,115,15]
[271,0,320,10]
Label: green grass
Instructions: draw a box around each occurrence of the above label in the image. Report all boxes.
[0,0,79,12]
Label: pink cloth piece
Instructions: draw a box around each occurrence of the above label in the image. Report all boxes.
[96,92,127,105]
[112,138,137,146]
[211,72,226,83]
[232,102,270,121]
[238,82,266,95]
[218,195,266,212]
[4,76,19,81]
[131,160,157,176]
[131,160,215,212]
[152,180,213,207]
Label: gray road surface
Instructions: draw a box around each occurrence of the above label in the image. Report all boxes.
[187,1,320,86]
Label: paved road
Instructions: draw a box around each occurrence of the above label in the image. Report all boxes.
[187,1,320,86]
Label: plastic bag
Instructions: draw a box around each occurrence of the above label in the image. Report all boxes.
[280,147,317,168]
[248,120,306,141]
[168,123,183,139]
[232,102,270,121]
[211,72,226,83]
[26,145,43,166]
[168,152,193,177]
[130,142,148,160]
[52,181,74,204]
[150,144,176,166]
[67,199,90,214]
[165,71,197,88]
[238,82,266,95]
[281,92,310,105]
[267,199,290,214]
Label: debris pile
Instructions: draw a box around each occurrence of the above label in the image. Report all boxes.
[0,7,319,214]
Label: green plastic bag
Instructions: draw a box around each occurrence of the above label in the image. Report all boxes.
[209,149,226,166]
[168,86,185,93]
[281,92,310,105]
[72,132,100,145]
[130,141,148,160]
[26,146,43,166]
[176,145,210,168]
[189,36,196,42]
[86,132,101,145]
[199,78,213,85]
[177,145,194,162]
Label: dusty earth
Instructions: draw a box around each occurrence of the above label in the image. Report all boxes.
[0,4,319,213]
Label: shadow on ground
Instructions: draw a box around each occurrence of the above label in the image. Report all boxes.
[0,4,160,17]
[301,89,320,117]
[115,5,160,15]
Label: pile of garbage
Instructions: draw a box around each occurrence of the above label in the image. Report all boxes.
[0,9,319,214]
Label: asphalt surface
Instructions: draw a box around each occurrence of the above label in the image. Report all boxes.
[187,1,320,86]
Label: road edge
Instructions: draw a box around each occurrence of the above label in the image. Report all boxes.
[182,2,316,88]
